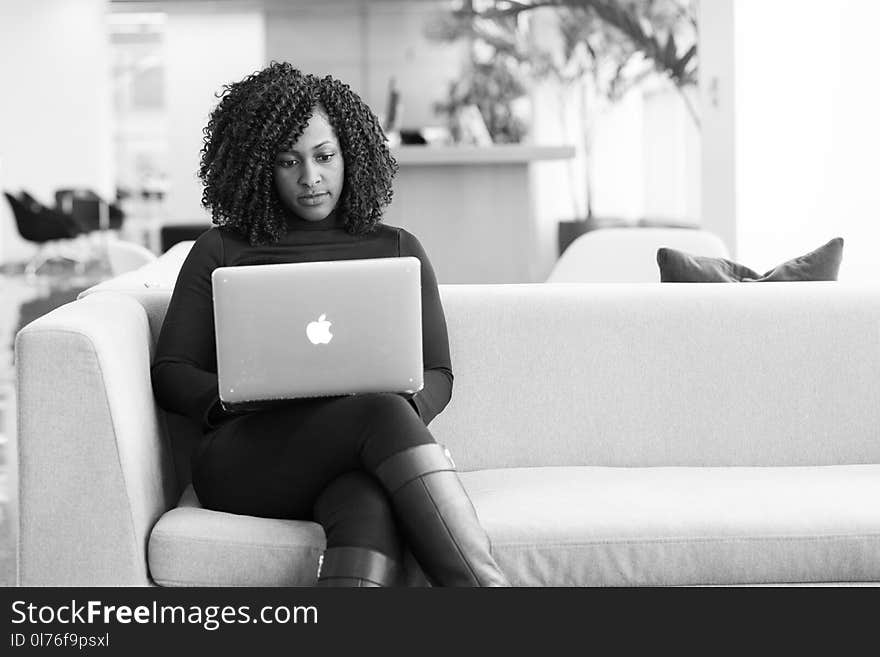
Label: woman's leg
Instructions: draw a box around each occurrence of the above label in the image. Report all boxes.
[192,392,508,587]
[312,471,402,587]
[372,443,509,587]
[351,394,510,587]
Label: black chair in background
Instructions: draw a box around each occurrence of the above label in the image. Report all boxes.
[3,191,90,276]
[8,192,81,240]
[54,189,124,233]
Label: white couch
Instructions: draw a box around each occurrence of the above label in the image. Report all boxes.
[15,243,880,585]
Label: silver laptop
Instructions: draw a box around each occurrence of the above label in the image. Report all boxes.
[212,256,423,405]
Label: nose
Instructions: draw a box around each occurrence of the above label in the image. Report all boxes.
[298,160,321,188]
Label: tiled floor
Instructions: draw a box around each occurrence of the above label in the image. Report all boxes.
[0,260,112,587]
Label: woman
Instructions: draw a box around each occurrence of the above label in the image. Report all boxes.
[151,62,509,587]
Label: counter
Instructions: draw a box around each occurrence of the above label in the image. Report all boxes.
[385,144,576,284]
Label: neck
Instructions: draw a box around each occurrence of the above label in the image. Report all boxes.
[285,209,345,231]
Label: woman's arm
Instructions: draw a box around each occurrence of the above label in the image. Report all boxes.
[151,229,230,430]
[399,229,454,425]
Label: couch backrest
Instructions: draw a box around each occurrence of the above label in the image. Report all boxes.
[95,275,880,470]
[431,282,880,469]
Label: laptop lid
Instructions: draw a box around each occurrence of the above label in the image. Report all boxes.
[212,256,423,404]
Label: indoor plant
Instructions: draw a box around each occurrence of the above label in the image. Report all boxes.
[427,0,699,253]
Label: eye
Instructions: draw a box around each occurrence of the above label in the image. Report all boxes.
[276,158,299,168]
[315,152,335,163]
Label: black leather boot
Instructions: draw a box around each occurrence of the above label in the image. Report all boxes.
[315,546,400,587]
[374,444,510,587]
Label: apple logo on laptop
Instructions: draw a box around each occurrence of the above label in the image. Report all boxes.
[306,313,333,345]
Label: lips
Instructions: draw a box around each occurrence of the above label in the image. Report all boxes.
[297,192,329,206]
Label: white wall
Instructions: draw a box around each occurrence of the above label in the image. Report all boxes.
[265,0,465,130]
[163,9,265,224]
[365,1,465,129]
[642,84,701,224]
[589,91,645,222]
[265,2,367,104]
[732,0,880,279]
[0,0,113,262]
[698,0,737,256]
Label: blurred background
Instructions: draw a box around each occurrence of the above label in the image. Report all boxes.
[4,0,879,281]
[1,0,880,584]
[0,0,705,280]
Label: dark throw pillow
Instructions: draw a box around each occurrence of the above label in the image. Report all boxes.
[657,237,844,282]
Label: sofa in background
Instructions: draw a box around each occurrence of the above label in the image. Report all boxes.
[15,242,880,586]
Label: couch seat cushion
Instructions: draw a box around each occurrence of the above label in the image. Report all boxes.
[460,464,880,586]
[148,486,325,586]
[150,465,880,587]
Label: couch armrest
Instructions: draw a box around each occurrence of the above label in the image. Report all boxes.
[15,292,177,585]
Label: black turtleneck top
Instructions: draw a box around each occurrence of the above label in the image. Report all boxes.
[151,214,453,430]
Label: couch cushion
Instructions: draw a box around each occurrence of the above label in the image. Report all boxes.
[151,465,880,586]
[149,486,431,587]
[148,486,325,586]
[657,237,843,282]
[461,464,880,586]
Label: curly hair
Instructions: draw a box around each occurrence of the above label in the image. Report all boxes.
[199,62,398,245]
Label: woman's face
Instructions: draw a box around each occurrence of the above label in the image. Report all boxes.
[274,109,344,222]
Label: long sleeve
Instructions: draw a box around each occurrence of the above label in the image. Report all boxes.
[151,229,228,429]
[398,229,454,425]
